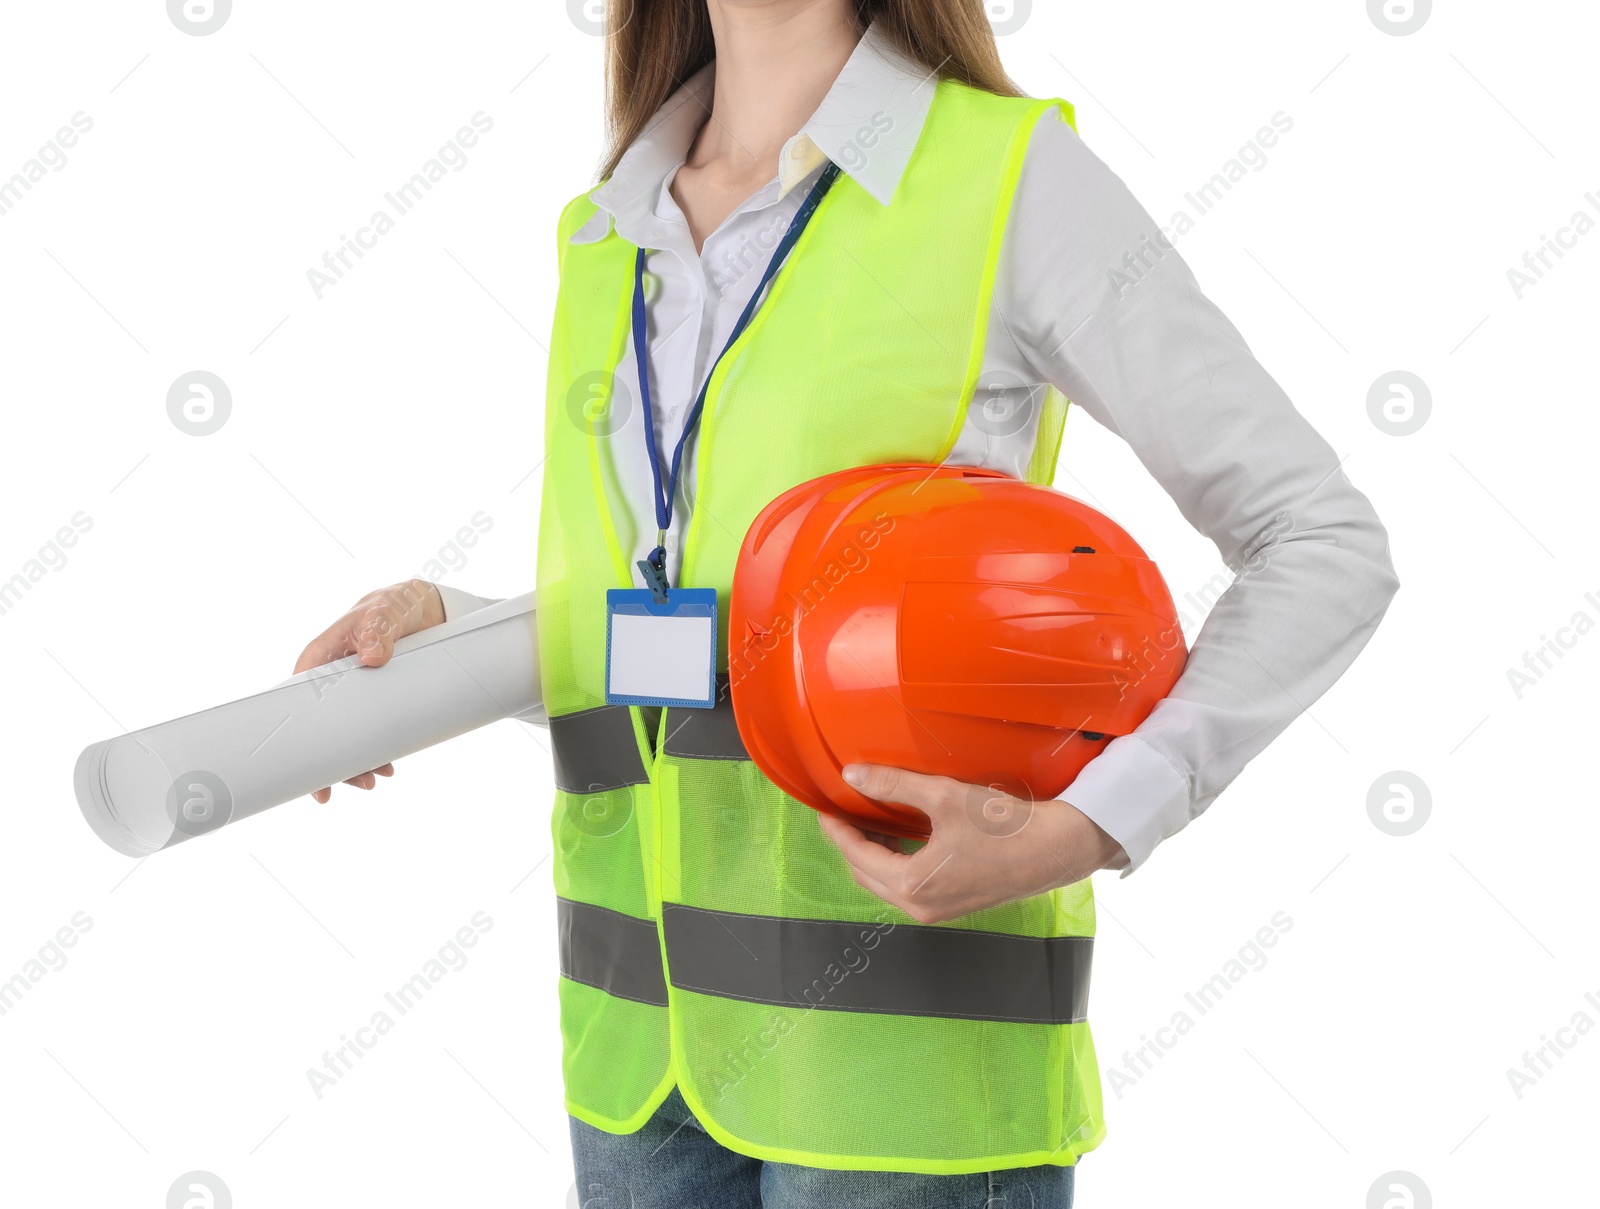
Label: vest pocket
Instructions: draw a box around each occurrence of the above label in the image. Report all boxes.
[551,783,671,1132]
[671,987,1103,1169]
[558,977,672,1132]
[553,786,650,919]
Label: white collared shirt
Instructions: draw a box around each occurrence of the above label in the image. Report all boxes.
[440,24,1399,874]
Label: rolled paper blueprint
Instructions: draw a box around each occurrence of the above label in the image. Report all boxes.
[74,593,540,857]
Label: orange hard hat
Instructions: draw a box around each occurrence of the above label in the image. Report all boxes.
[729,464,1188,839]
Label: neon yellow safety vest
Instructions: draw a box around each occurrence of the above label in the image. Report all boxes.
[537,80,1101,1175]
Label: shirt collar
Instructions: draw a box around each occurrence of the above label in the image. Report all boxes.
[573,22,937,244]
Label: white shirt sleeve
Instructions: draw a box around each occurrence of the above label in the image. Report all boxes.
[996,112,1401,873]
[433,583,505,623]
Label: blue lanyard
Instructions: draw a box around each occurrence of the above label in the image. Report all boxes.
[631,160,841,596]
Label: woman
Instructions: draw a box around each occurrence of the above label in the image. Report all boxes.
[294,1,1399,1204]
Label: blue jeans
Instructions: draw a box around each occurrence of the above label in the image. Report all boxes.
[570,1087,1076,1209]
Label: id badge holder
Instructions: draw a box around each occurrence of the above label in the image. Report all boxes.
[605,587,719,708]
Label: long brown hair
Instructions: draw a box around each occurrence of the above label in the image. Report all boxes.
[599,0,1020,180]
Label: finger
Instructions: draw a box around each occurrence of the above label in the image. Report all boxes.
[842,763,965,823]
[293,612,367,675]
[293,630,348,676]
[863,830,904,854]
[820,827,906,908]
[344,764,394,788]
[319,761,394,800]
[817,812,913,901]
[293,603,401,677]
[352,606,403,667]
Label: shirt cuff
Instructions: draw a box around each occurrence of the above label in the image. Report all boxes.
[1061,735,1191,876]
[431,583,504,623]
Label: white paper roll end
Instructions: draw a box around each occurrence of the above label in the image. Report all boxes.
[75,737,182,858]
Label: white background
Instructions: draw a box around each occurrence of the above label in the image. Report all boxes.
[2,1,1596,1205]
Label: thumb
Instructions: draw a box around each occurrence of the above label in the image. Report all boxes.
[353,608,401,667]
[842,763,963,823]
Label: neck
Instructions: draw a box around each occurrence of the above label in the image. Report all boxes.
[694,0,861,176]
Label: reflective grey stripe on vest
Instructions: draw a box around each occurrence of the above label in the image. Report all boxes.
[549,705,648,793]
[662,674,748,760]
[556,897,668,1007]
[661,903,1092,1025]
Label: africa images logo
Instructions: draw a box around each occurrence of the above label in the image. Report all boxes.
[986,0,1031,37]
[167,1171,231,1209]
[166,771,234,839]
[1367,0,1431,36]
[167,0,232,36]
